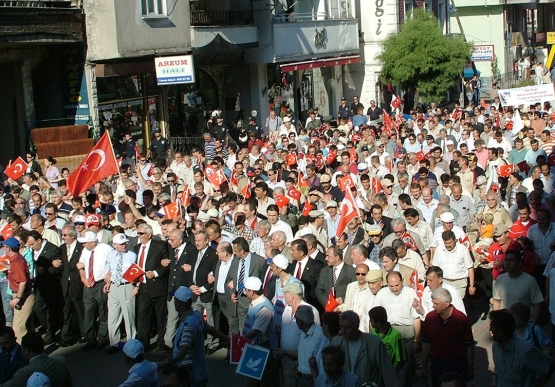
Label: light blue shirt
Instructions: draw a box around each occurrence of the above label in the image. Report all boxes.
[107,249,137,284]
[298,324,329,375]
[524,148,547,166]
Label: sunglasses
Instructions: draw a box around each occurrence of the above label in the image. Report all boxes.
[16,202,25,204]
[355,273,367,276]
[167,180,176,183]
[137,232,147,236]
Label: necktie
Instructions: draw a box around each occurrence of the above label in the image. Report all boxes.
[263,268,272,297]
[88,250,95,287]
[175,248,180,261]
[171,187,177,202]
[193,249,204,284]
[66,244,71,261]
[114,253,123,285]
[238,259,245,295]
[296,261,302,279]
[138,246,146,282]
[332,266,337,288]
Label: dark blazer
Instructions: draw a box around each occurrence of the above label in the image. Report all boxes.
[315,263,356,306]
[167,242,197,301]
[352,228,366,246]
[261,264,277,301]
[365,216,393,237]
[133,239,170,298]
[60,242,84,299]
[314,251,326,265]
[213,256,236,300]
[0,344,28,383]
[184,246,218,303]
[227,253,266,288]
[288,258,324,311]
[34,241,63,294]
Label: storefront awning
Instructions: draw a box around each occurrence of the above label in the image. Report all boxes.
[279,55,360,72]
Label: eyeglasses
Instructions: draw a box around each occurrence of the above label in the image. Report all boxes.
[45,212,55,216]
[355,273,367,276]
[214,190,221,192]
[15,202,25,205]
[384,185,393,189]
[167,180,176,183]
[62,234,70,237]
[137,232,147,236]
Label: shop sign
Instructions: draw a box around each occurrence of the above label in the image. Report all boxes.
[470,45,494,61]
[547,32,555,45]
[61,46,90,124]
[154,55,195,85]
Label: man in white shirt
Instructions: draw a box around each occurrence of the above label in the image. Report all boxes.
[416,187,438,224]
[337,264,376,332]
[413,266,466,319]
[267,205,294,243]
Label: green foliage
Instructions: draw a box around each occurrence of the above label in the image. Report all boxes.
[491,56,501,83]
[376,9,473,104]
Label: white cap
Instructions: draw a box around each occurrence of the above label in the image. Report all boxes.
[74,214,86,224]
[357,162,368,170]
[26,372,50,387]
[207,208,219,218]
[77,231,98,244]
[197,212,210,223]
[112,233,129,245]
[446,139,454,146]
[338,137,348,144]
[326,200,338,208]
[440,212,455,223]
[123,339,144,359]
[283,116,291,123]
[272,254,289,270]
[337,144,346,150]
[244,276,262,291]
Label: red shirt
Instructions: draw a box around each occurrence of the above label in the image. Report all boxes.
[421,307,473,361]
[509,218,536,240]
[488,242,509,280]
[7,253,31,294]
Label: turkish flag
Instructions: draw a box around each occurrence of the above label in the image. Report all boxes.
[205,166,226,187]
[5,157,27,181]
[181,185,191,207]
[416,151,425,161]
[326,152,337,165]
[351,134,362,143]
[338,176,355,191]
[349,148,358,163]
[230,172,238,186]
[275,195,290,208]
[409,270,424,300]
[122,263,146,283]
[286,153,298,166]
[1,224,13,240]
[387,159,393,173]
[163,202,181,219]
[230,333,252,364]
[382,111,395,136]
[315,155,325,170]
[336,188,358,238]
[241,182,251,199]
[402,232,419,251]
[324,288,339,312]
[452,109,461,120]
[298,172,310,188]
[459,235,473,251]
[498,164,514,178]
[371,177,382,194]
[391,94,402,110]
[516,160,529,172]
[134,145,142,159]
[288,187,301,201]
[302,201,313,217]
[395,114,404,126]
[67,132,119,197]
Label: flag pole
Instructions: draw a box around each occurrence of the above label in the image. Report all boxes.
[104,131,123,182]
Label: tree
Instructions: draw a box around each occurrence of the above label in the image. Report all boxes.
[377,9,473,108]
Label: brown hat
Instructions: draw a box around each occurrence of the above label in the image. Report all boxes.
[365,270,383,283]
[493,224,509,237]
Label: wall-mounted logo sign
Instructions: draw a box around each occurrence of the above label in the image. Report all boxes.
[375,0,384,36]
[315,27,327,49]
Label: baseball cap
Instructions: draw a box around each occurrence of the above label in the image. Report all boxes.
[154,128,161,133]
[357,163,368,171]
[476,176,487,186]
[1,237,20,250]
[320,174,331,183]
[272,254,289,270]
[361,145,369,152]
[341,97,347,101]
[112,233,129,245]
[365,270,383,283]
[207,209,219,218]
[174,286,193,302]
[26,372,50,387]
[367,224,382,235]
[74,215,86,225]
[493,224,509,237]
[197,212,210,223]
[248,116,256,122]
[308,210,325,218]
[85,214,100,226]
[283,117,291,123]
[123,339,144,359]
[244,276,262,291]
[326,200,338,208]
[246,167,256,177]
[446,140,454,146]
[77,231,98,244]
[286,108,293,114]
[282,282,303,295]
[439,212,455,223]
[381,178,393,187]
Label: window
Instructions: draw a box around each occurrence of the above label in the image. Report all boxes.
[141,0,166,17]
[405,1,413,20]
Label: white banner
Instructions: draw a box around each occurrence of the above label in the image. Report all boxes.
[154,55,195,85]
[498,84,555,107]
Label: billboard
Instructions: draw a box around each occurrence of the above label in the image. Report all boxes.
[498,84,555,107]
[154,55,195,85]
[470,45,494,62]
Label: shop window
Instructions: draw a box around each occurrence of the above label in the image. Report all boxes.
[141,0,167,17]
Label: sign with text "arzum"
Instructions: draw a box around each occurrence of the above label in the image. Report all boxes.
[154,55,195,85]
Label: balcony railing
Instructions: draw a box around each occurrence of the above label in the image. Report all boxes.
[190,10,253,26]
[0,0,80,7]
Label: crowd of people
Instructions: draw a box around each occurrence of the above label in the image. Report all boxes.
[2,96,555,387]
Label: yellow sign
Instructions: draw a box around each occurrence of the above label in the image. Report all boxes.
[548,32,555,45]
[547,47,555,69]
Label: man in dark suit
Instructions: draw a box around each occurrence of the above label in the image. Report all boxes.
[211,242,237,345]
[289,239,323,312]
[315,246,356,308]
[366,205,393,237]
[161,173,184,202]
[336,233,353,266]
[228,237,265,334]
[0,327,28,383]
[26,231,63,345]
[302,234,326,265]
[183,230,218,354]
[163,228,196,349]
[59,225,85,347]
[133,223,169,351]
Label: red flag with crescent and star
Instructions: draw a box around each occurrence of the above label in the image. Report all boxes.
[122,263,146,283]
[181,185,191,207]
[67,132,119,197]
[4,157,27,181]
[287,187,302,201]
[371,177,382,194]
[338,176,355,191]
[1,224,13,240]
[230,333,252,364]
[324,288,339,312]
[162,202,181,219]
[336,188,358,238]
[409,270,424,300]
[298,172,310,188]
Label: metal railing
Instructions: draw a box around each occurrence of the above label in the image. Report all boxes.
[170,137,204,156]
[190,10,253,26]
[273,12,328,23]
[0,0,80,7]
